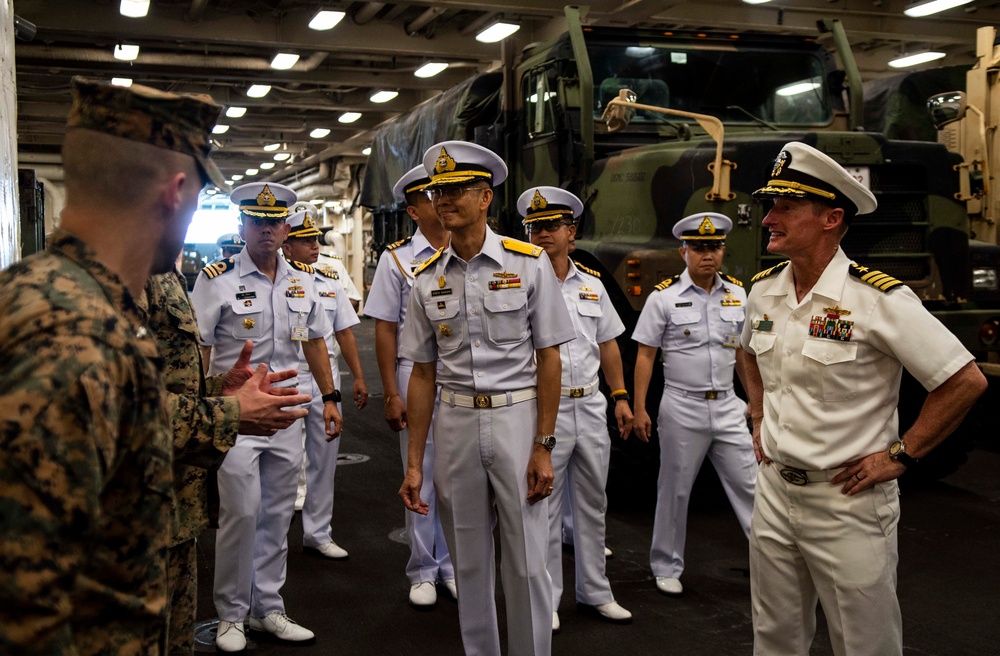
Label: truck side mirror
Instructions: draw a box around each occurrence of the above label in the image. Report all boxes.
[928,92,966,129]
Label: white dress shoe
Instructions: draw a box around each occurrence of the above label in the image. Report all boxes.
[442,578,458,601]
[604,546,613,558]
[215,620,246,652]
[592,601,632,624]
[247,612,315,642]
[656,577,684,595]
[552,611,561,633]
[304,541,348,560]
[409,581,437,607]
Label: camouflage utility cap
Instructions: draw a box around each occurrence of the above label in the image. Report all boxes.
[67,76,227,191]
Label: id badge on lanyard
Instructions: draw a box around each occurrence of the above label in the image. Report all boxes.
[291,311,309,341]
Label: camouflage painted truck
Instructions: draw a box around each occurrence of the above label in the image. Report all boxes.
[360,8,1000,489]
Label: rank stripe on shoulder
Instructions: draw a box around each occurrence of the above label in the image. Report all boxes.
[316,267,339,280]
[654,274,681,291]
[387,236,412,251]
[849,264,905,292]
[750,260,790,283]
[414,247,444,275]
[501,238,542,258]
[572,260,601,278]
[287,259,315,274]
[202,257,235,279]
[390,249,413,280]
[723,273,744,287]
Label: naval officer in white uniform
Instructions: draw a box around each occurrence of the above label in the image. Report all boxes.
[399,141,575,656]
[367,166,455,607]
[191,182,342,651]
[632,212,757,597]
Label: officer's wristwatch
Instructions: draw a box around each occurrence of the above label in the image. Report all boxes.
[888,439,919,469]
[534,435,556,451]
[322,390,342,404]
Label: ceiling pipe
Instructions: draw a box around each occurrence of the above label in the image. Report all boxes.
[353,3,386,26]
[186,0,211,23]
[459,12,499,37]
[405,7,446,36]
[15,45,330,72]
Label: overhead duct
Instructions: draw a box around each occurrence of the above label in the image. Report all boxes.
[15,45,330,72]
[405,7,446,36]
[353,3,386,25]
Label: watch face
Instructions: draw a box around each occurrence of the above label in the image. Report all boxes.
[889,441,903,457]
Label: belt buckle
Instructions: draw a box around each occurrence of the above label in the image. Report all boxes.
[569,387,584,398]
[704,390,718,400]
[779,467,808,486]
[474,394,492,409]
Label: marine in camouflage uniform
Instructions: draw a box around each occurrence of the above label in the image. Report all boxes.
[142,269,240,655]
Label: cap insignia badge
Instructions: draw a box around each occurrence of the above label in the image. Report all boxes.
[303,215,315,229]
[531,190,548,211]
[256,184,276,207]
[698,217,717,235]
[435,147,457,174]
[771,150,789,178]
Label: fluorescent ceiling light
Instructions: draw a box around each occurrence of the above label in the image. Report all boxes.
[310,128,331,138]
[273,153,291,161]
[114,44,140,61]
[247,84,271,98]
[119,0,149,18]
[369,90,398,103]
[231,174,244,181]
[888,51,946,68]
[324,201,340,208]
[270,53,300,70]
[904,0,973,17]
[260,162,276,170]
[245,168,259,176]
[742,0,772,4]
[476,21,520,43]
[263,143,281,152]
[111,77,133,87]
[338,112,362,124]
[309,10,345,30]
[212,124,230,134]
[362,147,372,156]
[777,81,821,97]
[414,62,448,78]
[226,106,247,118]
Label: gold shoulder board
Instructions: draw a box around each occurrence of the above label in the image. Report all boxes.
[723,273,744,287]
[414,247,444,275]
[202,258,235,280]
[387,236,412,251]
[317,267,339,280]
[849,264,905,292]
[750,260,790,283]
[573,260,601,278]
[289,259,315,274]
[654,274,681,291]
[501,238,542,258]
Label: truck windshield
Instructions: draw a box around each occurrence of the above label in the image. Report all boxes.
[589,43,832,127]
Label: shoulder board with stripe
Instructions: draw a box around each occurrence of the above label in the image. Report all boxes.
[202,258,235,280]
[723,273,744,288]
[288,259,315,274]
[414,247,444,275]
[328,253,343,260]
[572,260,601,278]
[316,266,339,280]
[501,238,542,258]
[849,263,905,292]
[387,236,412,251]
[654,274,681,291]
[750,260,790,283]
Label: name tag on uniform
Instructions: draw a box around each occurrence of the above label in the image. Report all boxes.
[754,314,773,331]
[291,311,308,342]
[236,291,256,300]
[675,302,693,307]
[724,333,741,349]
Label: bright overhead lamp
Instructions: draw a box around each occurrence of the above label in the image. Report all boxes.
[263,143,281,152]
[119,0,149,18]
[260,162,276,170]
[904,0,973,17]
[369,90,398,103]
[741,0,772,4]
[309,10,346,31]
[270,53,300,70]
[338,112,362,124]
[475,21,520,44]
[777,81,821,97]
[205,188,217,195]
[231,174,244,181]
[310,128,331,138]
[247,84,271,98]
[114,44,140,61]
[362,147,372,156]
[226,106,247,118]
[888,51,946,68]
[111,77,133,87]
[212,124,230,134]
[245,168,259,176]
[414,62,448,78]
[273,153,291,161]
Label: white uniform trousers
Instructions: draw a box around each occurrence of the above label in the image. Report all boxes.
[751,462,902,656]
[397,362,453,584]
[434,400,552,656]
[650,386,756,579]
[301,365,342,548]
[214,415,304,621]
[546,394,614,609]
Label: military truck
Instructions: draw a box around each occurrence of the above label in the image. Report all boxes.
[361,8,1000,490]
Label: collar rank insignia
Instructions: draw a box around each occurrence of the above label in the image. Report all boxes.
[808,307,854,342]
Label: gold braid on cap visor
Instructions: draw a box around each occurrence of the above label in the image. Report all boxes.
[523,209,575,224]
[428,169,493,185]
[404,181,431,195]
[757,179,837,200]
[240,206,289,219]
